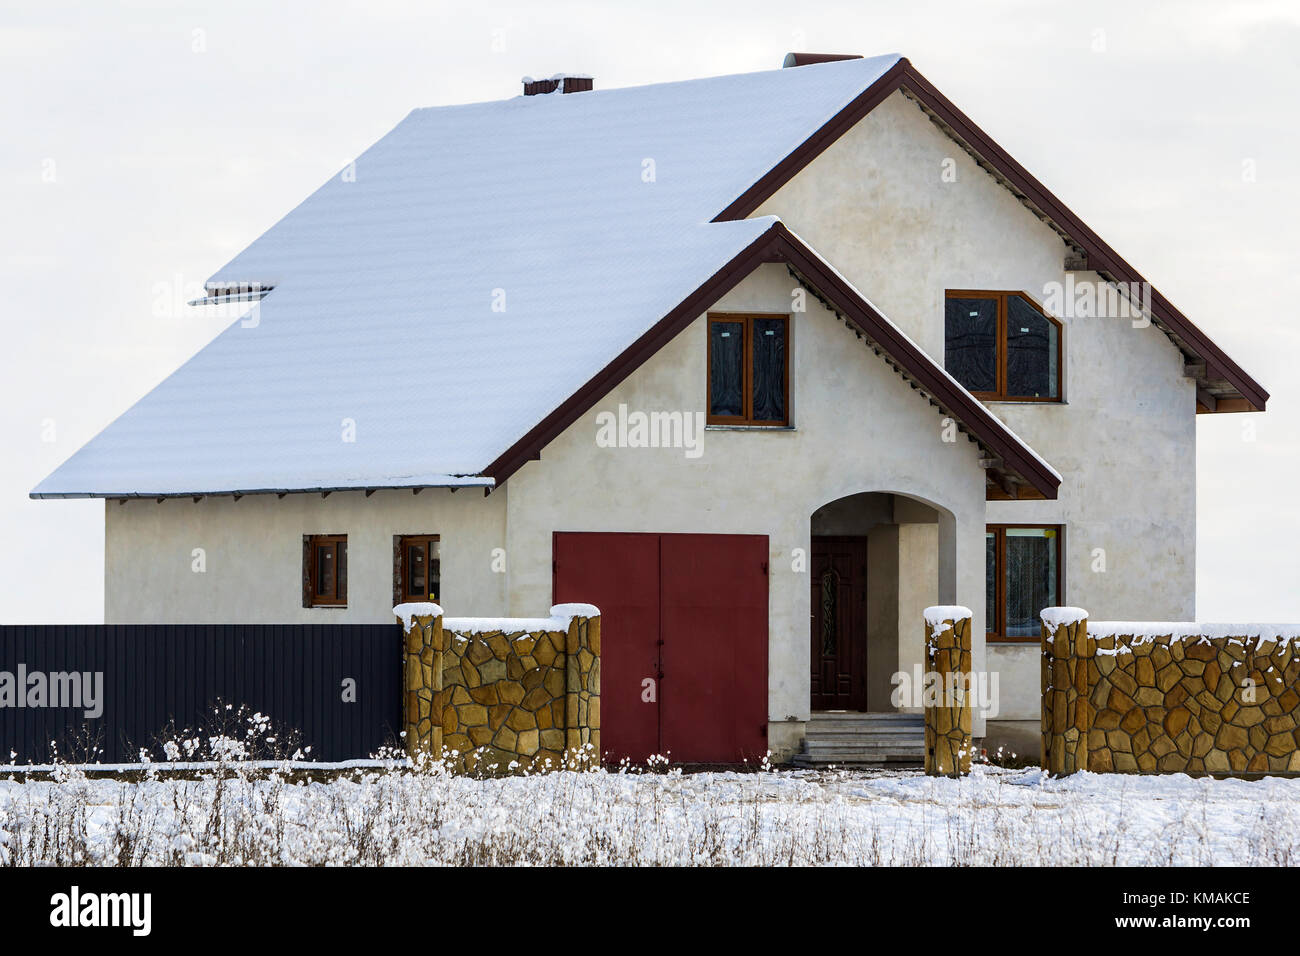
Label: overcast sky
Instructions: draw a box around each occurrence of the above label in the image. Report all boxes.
[2,0,1296,623]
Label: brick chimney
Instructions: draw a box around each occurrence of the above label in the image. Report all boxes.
[522,74,594,96]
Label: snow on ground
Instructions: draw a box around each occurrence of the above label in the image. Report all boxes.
[3,762,1299,866]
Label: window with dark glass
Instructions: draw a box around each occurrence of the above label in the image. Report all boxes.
[397,535,440,605]
[304,534,347,607]
[707,313,789,425]
[986,525,1061,642]
[945,291,1060,400]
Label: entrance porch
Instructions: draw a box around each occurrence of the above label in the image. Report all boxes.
[795,490,947,767]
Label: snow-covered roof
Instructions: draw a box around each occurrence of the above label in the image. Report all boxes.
[35,55,912,498]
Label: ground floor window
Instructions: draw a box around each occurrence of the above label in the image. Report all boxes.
[395,534,440,606]
[303,534,347,607]
[986,525,1060,642]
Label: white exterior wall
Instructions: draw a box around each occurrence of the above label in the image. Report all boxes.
[105,488,507,623]
[755,91,1197,720]
[504,263,989,752]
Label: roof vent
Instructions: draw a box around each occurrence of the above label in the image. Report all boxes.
[522,74,594,96]
[782,53,862,68]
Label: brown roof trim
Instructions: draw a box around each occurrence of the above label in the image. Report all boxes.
[482,226,783,485]
[483,221,1060,498]
[714,59,1268,412]
[771,223,1059,497]
[715,57,910,224]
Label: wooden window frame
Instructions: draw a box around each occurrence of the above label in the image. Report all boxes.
[394,534,441,607]
[303,534,347,608]
[986,523,1063,643]
[945,290,1063,402]
[706,312,791,426]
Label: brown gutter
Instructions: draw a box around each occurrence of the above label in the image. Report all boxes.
[714,59,1269,412]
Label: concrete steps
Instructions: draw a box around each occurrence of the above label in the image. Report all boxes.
[791,711,925,768]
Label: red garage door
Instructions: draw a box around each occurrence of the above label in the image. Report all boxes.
[553,532,768,764]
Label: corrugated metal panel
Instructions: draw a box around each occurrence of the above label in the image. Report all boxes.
[0,624,401,764]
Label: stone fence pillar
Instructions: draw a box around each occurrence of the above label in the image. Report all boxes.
[923,606,973,777]
[395,602,600,770]
[395,602,444,758]
[557,604,602,766]
[1040,607,1091,775]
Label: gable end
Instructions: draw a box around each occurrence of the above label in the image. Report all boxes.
[714,59,1268,414]
[485,221,1059,499]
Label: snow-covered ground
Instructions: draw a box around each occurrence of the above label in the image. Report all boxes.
[3,760,1298,866]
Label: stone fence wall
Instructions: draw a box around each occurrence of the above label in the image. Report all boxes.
[923,606,973,777]
[1041,608,1300,775]
[395,602,600,772]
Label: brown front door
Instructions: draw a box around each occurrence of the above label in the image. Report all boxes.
[810,536,868,711]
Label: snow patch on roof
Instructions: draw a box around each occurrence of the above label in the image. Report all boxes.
[36,56,906,497]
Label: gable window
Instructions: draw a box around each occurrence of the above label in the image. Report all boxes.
[945,291,1061,401]
[986,525,1061,642]
[303,534,347,607]
[707,313,789,425]
[396,534,440,605]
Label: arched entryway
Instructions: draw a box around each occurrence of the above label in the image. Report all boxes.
[809,491,951,714]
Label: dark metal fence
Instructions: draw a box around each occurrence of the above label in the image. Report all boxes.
[0,624,402,765]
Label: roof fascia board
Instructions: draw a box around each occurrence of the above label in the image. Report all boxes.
[713,59,1267,412]
[482,227,785,484]
[770,224,1059,496]
[484,221,1059,498]
[30,479,494,501]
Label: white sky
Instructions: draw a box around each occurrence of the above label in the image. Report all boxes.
[2,0,1297,623]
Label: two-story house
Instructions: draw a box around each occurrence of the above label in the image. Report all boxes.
[33,53,1267,764]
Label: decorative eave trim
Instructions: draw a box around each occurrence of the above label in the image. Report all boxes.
[484,221,1060,498]
[713,59,1268,413]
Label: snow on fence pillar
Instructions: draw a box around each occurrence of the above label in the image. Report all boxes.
[558,605,602,760]
[1040,607,1091,776]
[395,602,445,758]
[923,606,973,777]
[395,603,601,771]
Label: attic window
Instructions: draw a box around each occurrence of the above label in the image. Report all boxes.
[707,313,789,426]
[945,291,1061,401]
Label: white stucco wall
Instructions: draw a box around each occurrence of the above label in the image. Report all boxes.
[755,90,1197,720]
[504,263,990,752]
[896,521,939,708]
[105,488,507,623]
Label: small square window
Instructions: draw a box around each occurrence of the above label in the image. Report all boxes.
[304,534,347,607]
